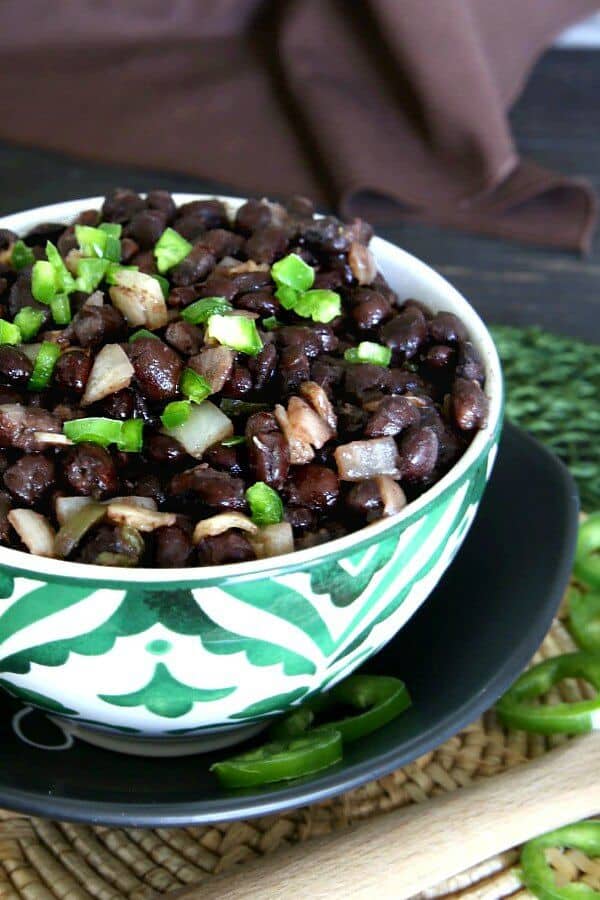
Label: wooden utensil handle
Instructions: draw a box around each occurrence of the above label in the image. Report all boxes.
[171,732,600,899]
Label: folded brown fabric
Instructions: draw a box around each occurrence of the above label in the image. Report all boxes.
[0,0,597,250]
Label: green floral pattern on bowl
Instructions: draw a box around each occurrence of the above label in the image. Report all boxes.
[0,432,498,737]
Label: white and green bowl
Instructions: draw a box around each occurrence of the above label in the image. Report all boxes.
[0,195,503,756]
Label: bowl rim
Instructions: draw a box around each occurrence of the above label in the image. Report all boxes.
[0,193,503,584]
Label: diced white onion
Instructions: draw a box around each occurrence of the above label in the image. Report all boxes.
[104,501,176,532]
[335,437,400,482]
[65,248,84,275]
[109,268,168,329]
[251,522,294,559]
[274,404,314,465]
[348,242,377,285]
[375,475,407,517]
[20,343,41,362]
[55,494,157,526]
[8,509,56,557]
[162,400,233,459]
[286,396,334,449]
[190,347,235,394]
[34,431,74,447]
[193,512,258,543]
[84,291,104,307]
[81,343,134,406]
[300,381,337,431]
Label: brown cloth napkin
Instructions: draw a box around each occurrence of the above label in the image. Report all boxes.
[0,0,598,250]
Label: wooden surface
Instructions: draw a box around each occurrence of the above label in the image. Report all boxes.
[0,50,599,343]
[171,733,600,900]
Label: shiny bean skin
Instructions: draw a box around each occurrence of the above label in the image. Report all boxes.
[351,288,392,332]
[235,290,280,318]
[455,341,485,384]
[170,466,247,511]
[0,347,33,386]
[249,342,277,391]
[197,229,244,259]
[4,454,55,504]
[451,378,489,431]
[344,363,391,401]
[203,442,246,477]
[63,443,118,498]
[176,199,228,230]
[53,350,91,394]
[365,396,420,437]
[164,321,203,356]
[397,426,439,482]
[286,464,339,511]
[171,247,216,286]
[71,305,126,348]
[346,479,383,517]
[221,363,253,399]
[100,388,135,420]
[279,346,310,394]
[429,312,468,345]
[246,412,289,489]
[146,434,187,465]
[380,307,428,358]
[128,338,183,402]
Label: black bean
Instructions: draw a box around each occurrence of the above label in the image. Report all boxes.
[285,464,339,511]
[8,274,51,323]
[0,278,7,297]
[197,229,244,259]
[388,368,427,394]
[429,312,468,344]
[99,388,135,420]
[171,247,215,286]
[346,480,383,516]
[0,405,61,451]
[164,320,203,356]
[249,342,277,391]
[102,188,145,224]
[155,525,192,567]
[424,344,455,371]
[130,249,158,276]
[23,222,65,247]
[123,473,165,507]
[57,226,78,257]
[284,505,317,532]
[229,270,273,295]
[0,230,17,253]
[203,442,246,476]
[365,396,420,437]
[337,402,367,437]
[451,378,489,431]
[0,347,33,386]
[246,412,289,489]
[53,349,91,394]
[301,216,350,254]
[120,237,140,263]
[221,363,253,398]
[311,358,345,395]
[128,338,183,402]
[196,530,256,565]
[350,288,392,332]
[235,199,272,236]
[63,443,118,498]
[235,290,280,318]
[455,341,485,384]
[146,190,176,222]
[381,307,427,358]
[313,270,344,292]
[75,209,101,227]
[176,199,228,230]
[420,406,465,471]
[245,226,288,264]
[146,434,187,465]
[195,273,238,302]
[170,466,247,511]
[279,345,310,393]
[4,454,55,505]
[126,209,168,249]
[78,524,145,566]
[71,305,126,348]
[345,363,391,402]
[0,388,22,405]
[167,285,197,308]
[397,426,439,482]
[172,214,207,243]
[284,195,315,218]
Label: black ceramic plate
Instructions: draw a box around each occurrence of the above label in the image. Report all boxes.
[0,423,578,826]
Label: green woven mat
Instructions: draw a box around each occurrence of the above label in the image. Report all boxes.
[490,326,600,511]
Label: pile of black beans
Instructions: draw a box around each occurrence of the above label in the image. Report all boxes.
[0,190,488,568]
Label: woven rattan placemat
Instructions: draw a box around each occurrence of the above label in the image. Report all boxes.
[0,596,597,899]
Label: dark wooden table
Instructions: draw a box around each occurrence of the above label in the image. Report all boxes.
[1,50,598,342]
